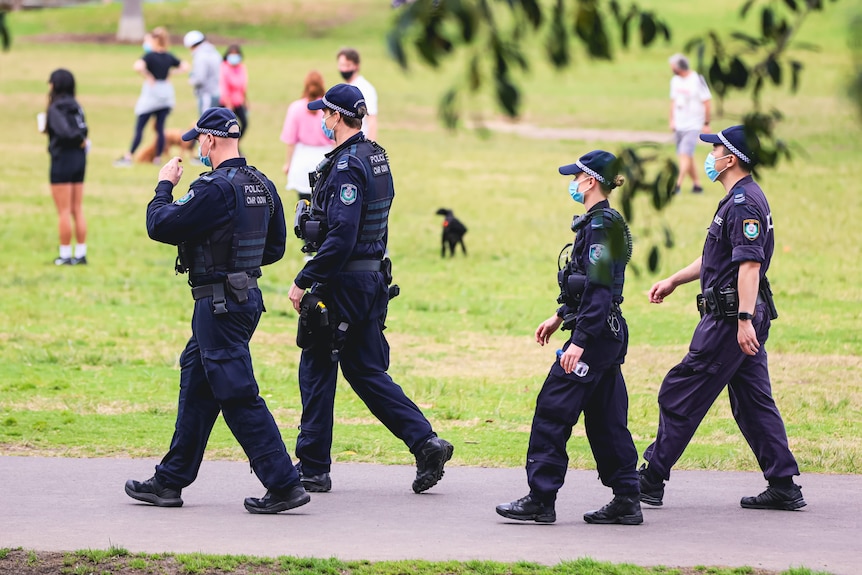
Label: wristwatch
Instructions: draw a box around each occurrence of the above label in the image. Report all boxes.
[737,312,755,321]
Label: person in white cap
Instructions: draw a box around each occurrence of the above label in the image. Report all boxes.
[184,30,221,115]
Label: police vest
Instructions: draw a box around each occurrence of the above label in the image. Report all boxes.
[561,208,631,305]
[313,138,394,245]
[185,166,273,283]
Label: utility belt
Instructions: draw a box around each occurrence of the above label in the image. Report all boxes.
[343,258,396,289]
[191,273,257,315]
[696,278,778,320]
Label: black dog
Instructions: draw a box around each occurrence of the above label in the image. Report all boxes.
[435,208,468,257]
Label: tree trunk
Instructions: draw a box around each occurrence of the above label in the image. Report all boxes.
[116,0,145,43]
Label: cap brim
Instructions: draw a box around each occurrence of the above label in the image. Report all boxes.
[181,128,200,142]
[699,133,721,144]
[307,99,326,111]
[558,163,584,176]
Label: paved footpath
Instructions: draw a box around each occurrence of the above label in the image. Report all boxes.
[1,456,860,574]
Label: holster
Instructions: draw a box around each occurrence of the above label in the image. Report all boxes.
[760,276,779,320]
[297,293,331,350]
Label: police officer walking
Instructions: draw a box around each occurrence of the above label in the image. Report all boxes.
[639,125,805,511]
[496,151,642,525]
[289,84,453,494]
[125,107,310,515]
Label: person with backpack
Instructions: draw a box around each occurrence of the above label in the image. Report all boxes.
[43,68,88,265]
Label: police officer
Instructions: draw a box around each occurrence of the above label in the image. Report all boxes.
[289,84,453,494]
[496,151,642,525]
[125,107,310,515]
[639,125,805,511]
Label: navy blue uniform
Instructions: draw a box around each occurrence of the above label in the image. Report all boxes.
[146,158,302,493]
[294,133,436,476]
[643,175,800,481]
[527,200,639,503]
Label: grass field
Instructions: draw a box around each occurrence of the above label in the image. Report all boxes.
[0,0,860,481]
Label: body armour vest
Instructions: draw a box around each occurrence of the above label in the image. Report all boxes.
[561,208,631,306]
[185,166,273,285]
[312,138,395,245]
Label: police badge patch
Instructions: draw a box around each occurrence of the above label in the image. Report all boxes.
[743,219,760,240]
[174,190,195,205]
[340,183,357,205]
[588,244,605,264]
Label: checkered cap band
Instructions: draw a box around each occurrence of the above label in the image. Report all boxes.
[718,131,751,164]
[576,160,607,184]
[322,95,365,118]
[194,124,240,139]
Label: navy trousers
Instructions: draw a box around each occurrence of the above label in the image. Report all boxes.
[643,302,800,481]
[295,273,434,476]
[155,288,300,492]
[526,349,639,503]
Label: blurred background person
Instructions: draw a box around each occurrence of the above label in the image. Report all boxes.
[184,30,221,115]
[280,70,332,201]
[336,48,378,140]
[668,53,712,194]
[43,69,88,265]
[115,27,187,167]
[219,44,249,144]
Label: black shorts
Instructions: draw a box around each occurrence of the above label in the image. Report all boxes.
[50,148,86,184]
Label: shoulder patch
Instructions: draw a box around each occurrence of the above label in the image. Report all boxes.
[340,183,357,205]
[588,243,605,264]
[591,217,604,229]
[734,192,746,204]
[336,158,349,172]
[742,219,760,240]
[174,190,195,205]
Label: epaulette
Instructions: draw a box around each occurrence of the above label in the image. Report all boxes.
[336,157,349,172]
[733,191,746,205]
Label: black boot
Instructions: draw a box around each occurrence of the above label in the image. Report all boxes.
[243,484,310,514]
[412,437,454,493]
[583,495,643,525]
[638,463,665,507]
[741,483,806,510]
[299,471,332,493]
[124,476,183,507]
[496,494,556,523]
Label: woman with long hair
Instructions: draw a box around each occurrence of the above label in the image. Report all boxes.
[280,70,333,201]
[115,27,188,166]
[44,68,88,265]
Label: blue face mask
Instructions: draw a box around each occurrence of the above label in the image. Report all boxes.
[704,153,732,182]
[227,54,242,66]
[321,114,336,140]
[142,42,152,54]
[568,179,585,204]
[198,137,212,168]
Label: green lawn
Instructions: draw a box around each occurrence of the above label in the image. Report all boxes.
[0,0,859,477]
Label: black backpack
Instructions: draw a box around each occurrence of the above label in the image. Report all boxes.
[51,101,88,146]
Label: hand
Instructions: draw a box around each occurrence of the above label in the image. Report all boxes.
[669,121,675,132]
[737,318,760,356]
[535,314,563,346]
[158,157,183,186]
[702,123,711,134]
[288,282,306,313]
[648,278,676,303]
[559,344,584,374]
[282,163,290,175]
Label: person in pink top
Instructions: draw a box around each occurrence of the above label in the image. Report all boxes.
[219,44,249,142]
[281,70,333,201]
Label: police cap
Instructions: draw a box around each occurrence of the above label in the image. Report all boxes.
[559,150,620,189]
[182,107,242,141]
[308,83,366,118]
[700,125,757,166]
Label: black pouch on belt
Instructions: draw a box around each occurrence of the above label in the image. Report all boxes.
[297,293,330,349]
[225,272,249,304]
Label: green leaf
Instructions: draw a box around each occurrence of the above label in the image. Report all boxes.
[783,0,799,11]
[761,7,775,38]
[728,56,749,88]
[648,245,660,272]
[766,57,782,85]
[439,89,459,129]
[790,60,803,92]
[495,74,520,117]
[387,32,408,70]
[740,0,756,18]
[663,225,675,249]
[521,0,543,28]
[639,12,657,46]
